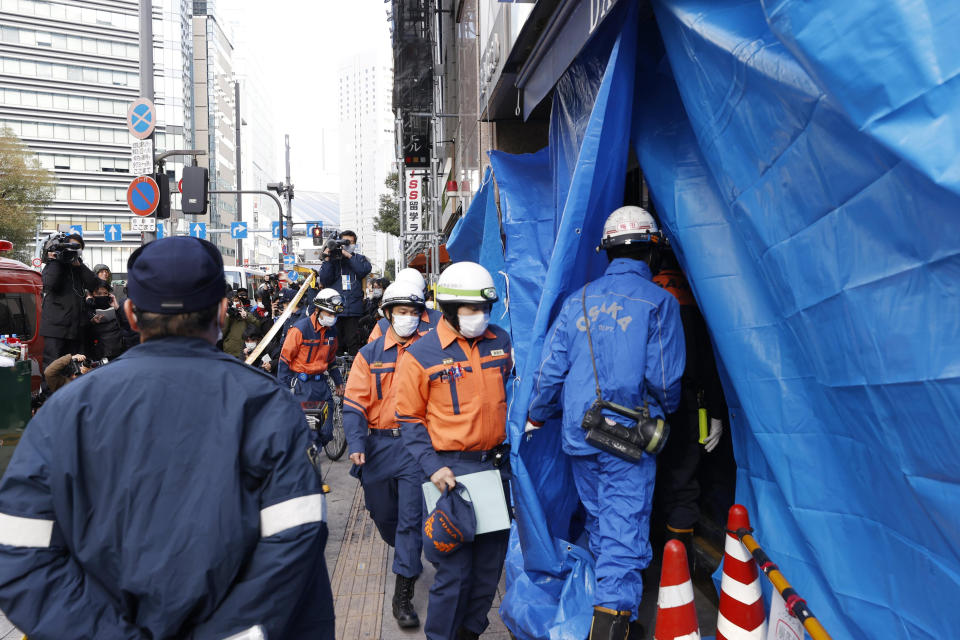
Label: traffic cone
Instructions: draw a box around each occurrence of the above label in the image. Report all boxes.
[655,539,701,640]
[716,505,767,640]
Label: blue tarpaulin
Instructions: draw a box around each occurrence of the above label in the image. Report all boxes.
[454,1,960,638]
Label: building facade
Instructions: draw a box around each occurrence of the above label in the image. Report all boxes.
[191,5,237,261]
[338,51,395,271]
[0,0,193,274]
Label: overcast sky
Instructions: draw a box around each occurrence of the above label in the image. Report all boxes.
[223,0,392,192]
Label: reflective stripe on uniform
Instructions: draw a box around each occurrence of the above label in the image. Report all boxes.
[0,513,54,548]
[260,494,326,538]
[221,625,266,640]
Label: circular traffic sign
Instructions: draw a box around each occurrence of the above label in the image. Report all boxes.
[177,179,183,193]
[127,176,160,216]
[31,257,42,268]
[126,98,156,140]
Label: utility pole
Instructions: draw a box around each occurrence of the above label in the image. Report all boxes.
[284,135,293,252]
[234,81,243,266]
[139,0,156,244]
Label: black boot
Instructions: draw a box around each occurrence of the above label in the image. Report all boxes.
[588,606,632,640]
[392,574,420,628]
[455,628,480,640]
[666,525,696,578]
[628,620,645,638]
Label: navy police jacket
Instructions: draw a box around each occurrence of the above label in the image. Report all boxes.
[0,338,332,639]
[528,258,686,457]
[317,252,372,317]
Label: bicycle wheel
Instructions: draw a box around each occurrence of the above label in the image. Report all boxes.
[324,396,348,460]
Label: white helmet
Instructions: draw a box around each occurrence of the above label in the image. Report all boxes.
[436,262,498,304]
[380,282,425,312]
[313,288,344,314]
[395,267,427,294]
[600,206,663,250]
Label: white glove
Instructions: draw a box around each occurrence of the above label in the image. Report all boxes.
[704,417,723,452]
[524,420,541,433]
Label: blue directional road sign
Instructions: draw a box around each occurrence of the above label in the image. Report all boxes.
[68,225,83,237]
[283,254,296,267]
[190,222,206,239]
[287,270,298,281]
[104,224,122,243]
[271,221,288,238]
[157,222,166,239]
[230,221,248,239]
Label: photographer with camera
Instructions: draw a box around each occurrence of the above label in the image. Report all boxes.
[85,280,125,360]
[222,289,262,358]
[524,207,685,640]
[42,353,92,393]
[38,233,99,372]
[317,230,372,355]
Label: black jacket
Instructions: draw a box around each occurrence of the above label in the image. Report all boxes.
[39,261,99,340]
[85,302,125,360]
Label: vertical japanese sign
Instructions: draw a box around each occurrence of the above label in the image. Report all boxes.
[405,170,425,234]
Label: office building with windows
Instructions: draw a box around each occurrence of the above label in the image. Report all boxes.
[338,51,395,271]
[0,0,193,274]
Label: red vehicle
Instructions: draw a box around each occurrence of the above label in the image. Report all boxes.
[0,240,43,391]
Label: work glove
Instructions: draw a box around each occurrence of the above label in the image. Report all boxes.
[703,418,723,452]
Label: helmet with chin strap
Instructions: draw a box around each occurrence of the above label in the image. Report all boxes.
[380,282,425,314]
[313,288,344,314]
[436,262,498,304]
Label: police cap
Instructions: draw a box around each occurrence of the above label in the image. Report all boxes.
[126,237,226,314]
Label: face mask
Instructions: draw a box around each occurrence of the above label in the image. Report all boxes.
[245,341,257,350]
[392,315,419,338]
[458,312,490,339]
[318,314,336,328]
[425,300,436,310]
[93,295,112,309]
[371,288,383,297]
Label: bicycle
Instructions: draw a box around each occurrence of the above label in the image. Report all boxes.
[321,354,353,461]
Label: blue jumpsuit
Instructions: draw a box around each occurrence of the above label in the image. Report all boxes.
[343,330,425,578]
[0,337,334,639]
[528,258,685,615]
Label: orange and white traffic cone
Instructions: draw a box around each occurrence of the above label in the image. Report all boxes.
[655,539,701,640]
[716,505,767,640]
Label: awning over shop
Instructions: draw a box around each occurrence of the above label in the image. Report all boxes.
[406,245,450,271]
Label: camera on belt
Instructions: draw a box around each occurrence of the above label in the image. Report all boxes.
[581,399,669,462]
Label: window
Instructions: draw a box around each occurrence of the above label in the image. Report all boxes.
[0,293,38,340]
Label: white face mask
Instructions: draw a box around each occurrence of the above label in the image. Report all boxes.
[392,314,419,338]
[245,341,257,350]
[458,312,490,339]
[318,314,336,328]
[425,300,436,310]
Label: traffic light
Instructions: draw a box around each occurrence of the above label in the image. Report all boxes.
[181,166,209,215]
[311,224,324,246]
[154,172,170,219]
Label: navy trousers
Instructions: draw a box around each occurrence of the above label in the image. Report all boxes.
[360,432,424,578]
[423,454,511,640]
[290,377,334,445]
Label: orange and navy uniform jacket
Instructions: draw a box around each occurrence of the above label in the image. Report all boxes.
[394,318,513,477]
[278,311,343,388]
[367,308,443,344]
[343,327,424,457]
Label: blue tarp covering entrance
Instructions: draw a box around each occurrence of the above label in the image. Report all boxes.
[458,1,960,638]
